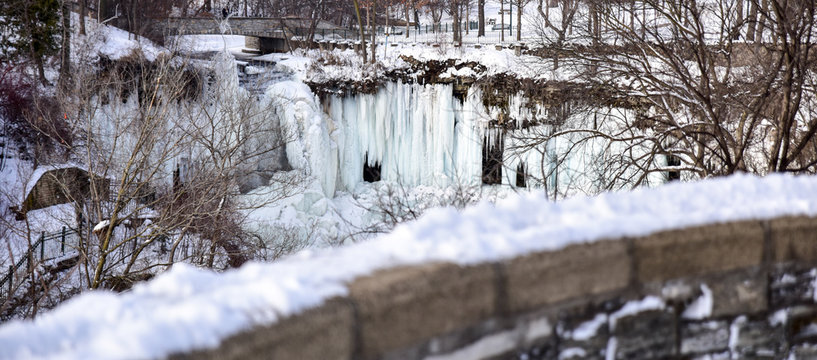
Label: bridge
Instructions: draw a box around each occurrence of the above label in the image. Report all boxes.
[160,17,355,53]
[3,174,817,359]
[173,216,817,359]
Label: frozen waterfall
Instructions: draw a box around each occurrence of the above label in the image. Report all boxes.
[329,81,485,191]
[267,78,663,199]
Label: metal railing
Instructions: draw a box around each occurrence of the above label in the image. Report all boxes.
[307,23,534,46]
[1,227,81,299]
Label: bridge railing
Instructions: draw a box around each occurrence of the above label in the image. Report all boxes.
[161,17,536,47]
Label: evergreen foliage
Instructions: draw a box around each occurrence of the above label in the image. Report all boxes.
[0,0,61,82]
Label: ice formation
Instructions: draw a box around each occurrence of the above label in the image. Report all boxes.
[269,79,664,200]
[328,82,484,191]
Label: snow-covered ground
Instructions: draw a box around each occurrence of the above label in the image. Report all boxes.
[3,173,817,359]
[169,34,247,54]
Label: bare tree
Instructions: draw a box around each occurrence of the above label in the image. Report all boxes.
[478,0,485,36]
[515,0,532,41]
[42,46,300,290]
[519,0,817,197]
[533,0,581,68]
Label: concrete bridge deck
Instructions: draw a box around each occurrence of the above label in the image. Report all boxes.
[160,17,355,52]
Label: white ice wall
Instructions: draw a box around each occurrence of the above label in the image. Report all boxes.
[274,79,665,199]
[328,82,486,192]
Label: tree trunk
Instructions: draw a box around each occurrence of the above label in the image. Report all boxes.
[370,0,376,64]
[756,0,768,42]
[735,0,744,39]
[516,0,522,41]
[478,0,485,36]
[630,0,634,29]
[79,0,86,35]
[406,0,411,38]
[466,3,470,35]
[537,0,548,28]
[746,0,758,41]
[500,0,505,42]
[60,0,71,88]
[451,0,461,44]
[98,0,105,22]
[353,0,367,61]
[507,0,512,39]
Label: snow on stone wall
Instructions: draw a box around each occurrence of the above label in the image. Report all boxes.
[3,173,817,359]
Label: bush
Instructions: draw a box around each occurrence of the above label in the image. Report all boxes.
[0,66,71,163]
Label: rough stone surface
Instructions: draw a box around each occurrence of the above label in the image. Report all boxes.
[634,221,764,283]
[770,268,817,308]
[171,219,817,360]
[707,269,768,317]
[245,36,260,49]
[789,344,817,359]
[680,321,730,355]
[349,262,497,360]
[504,240,630,313]
[612,309,677,359]
[771,216,817,264]
[787,306,817,345]
[557,314,610,359]
[169,298,354,360]
[733,319,786,358]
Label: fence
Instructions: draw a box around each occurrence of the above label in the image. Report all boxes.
[309,23,535,46]
[0,227,82,299]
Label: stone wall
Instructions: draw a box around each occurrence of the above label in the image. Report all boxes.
[171,216,817,360]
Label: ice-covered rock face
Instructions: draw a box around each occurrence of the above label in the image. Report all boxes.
[266,80,339,197]
[267,77,664,202]
[328,81,486,191]
[267,81,489,197]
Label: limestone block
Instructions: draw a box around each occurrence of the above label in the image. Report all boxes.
[505,239,630,313]
[613,309,677,359]
[170,298,354,360]
[707,269,768,317]
[771,216,817,263]
[349,262,497,360]
[732,318,786,358]
[680,321,729,355]
[770,268,817,308]
[634,221,764,283]
[558,313,610,359]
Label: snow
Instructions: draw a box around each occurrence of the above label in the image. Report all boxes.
[169,35,246,53]
[570,314,607,341]
[3,173,817,358]
[424,329,518,360]
[609,296,665,331]
[769,309,787,327]
[70,12,164,62]
[682,285,713,320]
[729,316,746,353]
[92,220,110,233]
[812,269,817,303]
[605,337,617,360]
[559,348,587,360]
